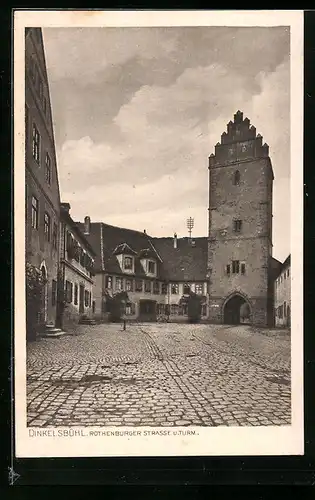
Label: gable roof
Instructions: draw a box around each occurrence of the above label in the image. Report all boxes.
[76,221,208,281]
[151,237,208,281]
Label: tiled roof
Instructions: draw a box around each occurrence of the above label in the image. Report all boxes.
[151,237,208,281]
[76,221,208,281]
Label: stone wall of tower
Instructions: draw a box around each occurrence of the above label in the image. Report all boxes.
[207,111,274,326]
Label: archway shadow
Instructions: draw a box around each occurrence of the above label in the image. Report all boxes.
[223,293,251,325]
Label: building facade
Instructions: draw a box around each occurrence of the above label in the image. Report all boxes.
[76,221,208,323]
[207,111,276,326]
[25,28,61,330]
[274,255,291,327]
[58,205,96,330]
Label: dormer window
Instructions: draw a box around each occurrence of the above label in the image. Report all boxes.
[148,260,156,274]
[124,256,133,270]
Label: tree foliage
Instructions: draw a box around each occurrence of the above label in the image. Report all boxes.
[26,262,46,340]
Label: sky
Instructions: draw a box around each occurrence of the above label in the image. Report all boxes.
[43,26,290,262]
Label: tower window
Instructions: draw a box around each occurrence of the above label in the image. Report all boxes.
[233,170,240,185]
[226,264,230,275]
[233,219,242,232]
[232,260,240,274]
[241,262,246,275]
[171,283,179,294]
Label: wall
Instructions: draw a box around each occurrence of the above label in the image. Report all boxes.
[62,264,94,330]
[208,151,273,326]
[25,28,60,327]
[98,274,207,321]
[274,266,291,327]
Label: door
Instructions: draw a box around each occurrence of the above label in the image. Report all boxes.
[139,300,157,322]
[79,285,85,314]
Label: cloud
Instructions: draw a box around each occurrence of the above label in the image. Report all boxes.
[46,27,290,261]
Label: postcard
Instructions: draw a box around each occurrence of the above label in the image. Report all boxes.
[14,9,304,458]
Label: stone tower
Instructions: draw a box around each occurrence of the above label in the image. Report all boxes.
[207,110,274,326]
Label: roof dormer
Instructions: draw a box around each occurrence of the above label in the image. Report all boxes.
[139,248,157,278]
[113,243,137,274]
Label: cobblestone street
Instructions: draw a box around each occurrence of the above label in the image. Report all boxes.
[27,323,291,427]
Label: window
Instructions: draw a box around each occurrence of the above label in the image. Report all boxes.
[241,262,246,275]
[226,264,231,276]
[144,280,151,293]
[181,304,188,315]
[233,170,240,185]
[44,212,51,241]
[126,279,133,291]
[278,305,283,319]
[135,280,143,292]
[202,304,207,316]
[183,284,190,295]
[171,283,179,294]
[161,282,167,295]
[195,283,203,295]
[106,276,112,289]
[148,260,156,274]
[233,219,242,232]
[32,124,40,163]
[171,304,179,315]
[65,281,73,303]
[157,304,165,315]
[52,280,57,306]
[84,290,89,307]
[74,284,78,305]
[45,153,51,185]
[232,260,240,274]
[115,278,123,291]
[31,196,38,229]
[287,268,290,278]
[92,301,95,313]
[284,301,287,317]
[153,281,160,294]
[124,256,133,270]
[89,291,92,307]
[52,222,57,250]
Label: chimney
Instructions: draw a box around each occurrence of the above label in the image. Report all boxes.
[173,232,177,249]
[84,216,91,235]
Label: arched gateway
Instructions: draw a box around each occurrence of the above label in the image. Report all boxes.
[223,293,251,325]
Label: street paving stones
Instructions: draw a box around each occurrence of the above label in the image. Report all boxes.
[27,323,291,427]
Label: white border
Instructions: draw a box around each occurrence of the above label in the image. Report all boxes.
[14,10,304,458]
